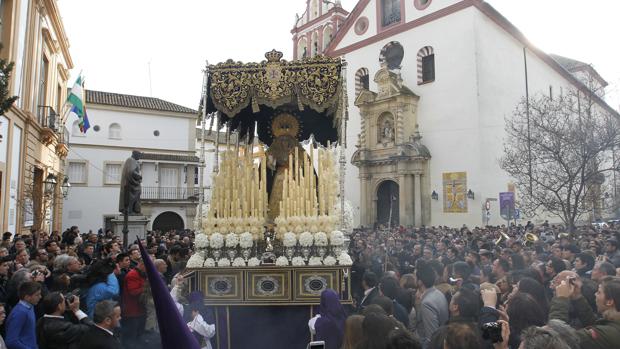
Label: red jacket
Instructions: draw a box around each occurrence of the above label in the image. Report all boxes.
[122,268,146,317]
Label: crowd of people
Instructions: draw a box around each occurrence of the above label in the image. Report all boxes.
[309,222,620,348]
[0,227,213,349]
[1,221,620,349]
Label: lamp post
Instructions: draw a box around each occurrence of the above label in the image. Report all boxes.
[61,177,71,199]
[44,173,57,197]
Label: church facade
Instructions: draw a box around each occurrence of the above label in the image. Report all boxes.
[292,0,617,228]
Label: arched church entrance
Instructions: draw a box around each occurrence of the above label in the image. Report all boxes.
[376,180,399,227]
[152,211,184,232]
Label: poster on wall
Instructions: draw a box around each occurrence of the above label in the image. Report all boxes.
[443,172,467,213]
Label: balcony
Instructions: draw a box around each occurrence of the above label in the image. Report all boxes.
[141,186,202,201]
[37,106,60,146]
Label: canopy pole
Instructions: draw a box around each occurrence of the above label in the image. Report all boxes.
[198,61,209,230]
[339,58,348,231]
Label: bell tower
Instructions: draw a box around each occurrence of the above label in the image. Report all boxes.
[291,0,349,60]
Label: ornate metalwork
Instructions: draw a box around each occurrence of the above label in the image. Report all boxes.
[256,276,280,296]
[303,275,328,296]
[209,276,234,296]
[208,50,342,118]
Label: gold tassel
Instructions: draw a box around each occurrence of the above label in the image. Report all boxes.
[252,96,260,113]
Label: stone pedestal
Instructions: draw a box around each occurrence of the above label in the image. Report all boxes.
[111,215,150,242]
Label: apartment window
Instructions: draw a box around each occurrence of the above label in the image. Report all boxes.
[549,85,553,100]
[194,167,199,185]
[381,0,401,27]
[108,123,121,139]
[104,163,121,185]
[38,55,49,108]
[68,161,87,184]
[13,0,30,106]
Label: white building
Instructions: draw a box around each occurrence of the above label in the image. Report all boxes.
[62,90,199,233]
[292,0,618,227]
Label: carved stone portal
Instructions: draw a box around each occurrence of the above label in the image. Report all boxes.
[351,67,431,227]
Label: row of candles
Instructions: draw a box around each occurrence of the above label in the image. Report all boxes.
[278,145,337,218]
[207,142,338,222]
[208,146,268,220]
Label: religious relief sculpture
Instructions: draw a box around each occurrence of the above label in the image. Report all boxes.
[119,151,143,215]
[379,117,395,143]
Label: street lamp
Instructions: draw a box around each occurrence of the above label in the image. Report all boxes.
[44,173,57,196]
[61,177,71,199]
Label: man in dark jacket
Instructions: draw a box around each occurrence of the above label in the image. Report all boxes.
[550,275,620,348]
[36,292,92,349]
[79,300,121,349]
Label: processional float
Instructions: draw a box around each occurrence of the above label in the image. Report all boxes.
[186,50,352,314]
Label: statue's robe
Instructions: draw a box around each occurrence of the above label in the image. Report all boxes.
[119,156,142,214]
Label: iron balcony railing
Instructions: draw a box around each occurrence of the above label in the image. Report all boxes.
[37,106,59,131]
[141,186,202,201]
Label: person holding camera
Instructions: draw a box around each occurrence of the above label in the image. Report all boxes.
[35,292,92,349]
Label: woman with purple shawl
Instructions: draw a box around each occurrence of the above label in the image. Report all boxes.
[308,289,347,349]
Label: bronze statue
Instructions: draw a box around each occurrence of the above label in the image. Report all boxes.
[119,151,142,215]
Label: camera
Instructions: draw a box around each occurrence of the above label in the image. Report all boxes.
[481,322,503,343]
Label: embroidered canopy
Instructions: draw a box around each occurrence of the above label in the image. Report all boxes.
[205,50,345,146]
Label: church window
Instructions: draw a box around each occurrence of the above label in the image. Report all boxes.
[323,26,333,49]
[417,46,435,84]
[381,0,401,27]
[108,123,122,139]
[355,68,370,97]
[414,0,432,10]
[311,0,319,19]
[354,17,369,35]
[297,38,308,60]
[379,41,404,70]
[312,32,319,56]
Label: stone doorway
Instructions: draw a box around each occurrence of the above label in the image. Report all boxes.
[377,180,399,227]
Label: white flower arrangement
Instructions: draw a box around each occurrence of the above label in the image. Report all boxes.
[194,233,209,249]
[314,232,328,247]
[275,256,290,266]
[323,256,337,266]
[239,232,254,249]
[283,232,297,247]
[203,258,216,267]
[308,257,323,266]
[247,257,261,267]
[186,254,205,268]
[217,257,231,267]
[329,230,344,246]
[337,252,353,266]
[299,231,314,247]
[225,233,239,248]
[210,233,224,249]
[292,256,306,266]
[232,257,246,267]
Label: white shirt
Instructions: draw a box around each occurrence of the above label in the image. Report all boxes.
[187,314,215,349]
[308,314,321,335]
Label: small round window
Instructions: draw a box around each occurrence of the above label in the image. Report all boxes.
[153,130,160,136]
[93,125,101,132]
[354,17,369,35]
[414,0,432,10]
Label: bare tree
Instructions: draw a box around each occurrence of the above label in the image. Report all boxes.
[500,87,620,231]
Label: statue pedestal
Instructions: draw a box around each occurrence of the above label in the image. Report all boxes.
[111,215,150,241]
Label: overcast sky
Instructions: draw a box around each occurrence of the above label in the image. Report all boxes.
[57,0,620,112]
